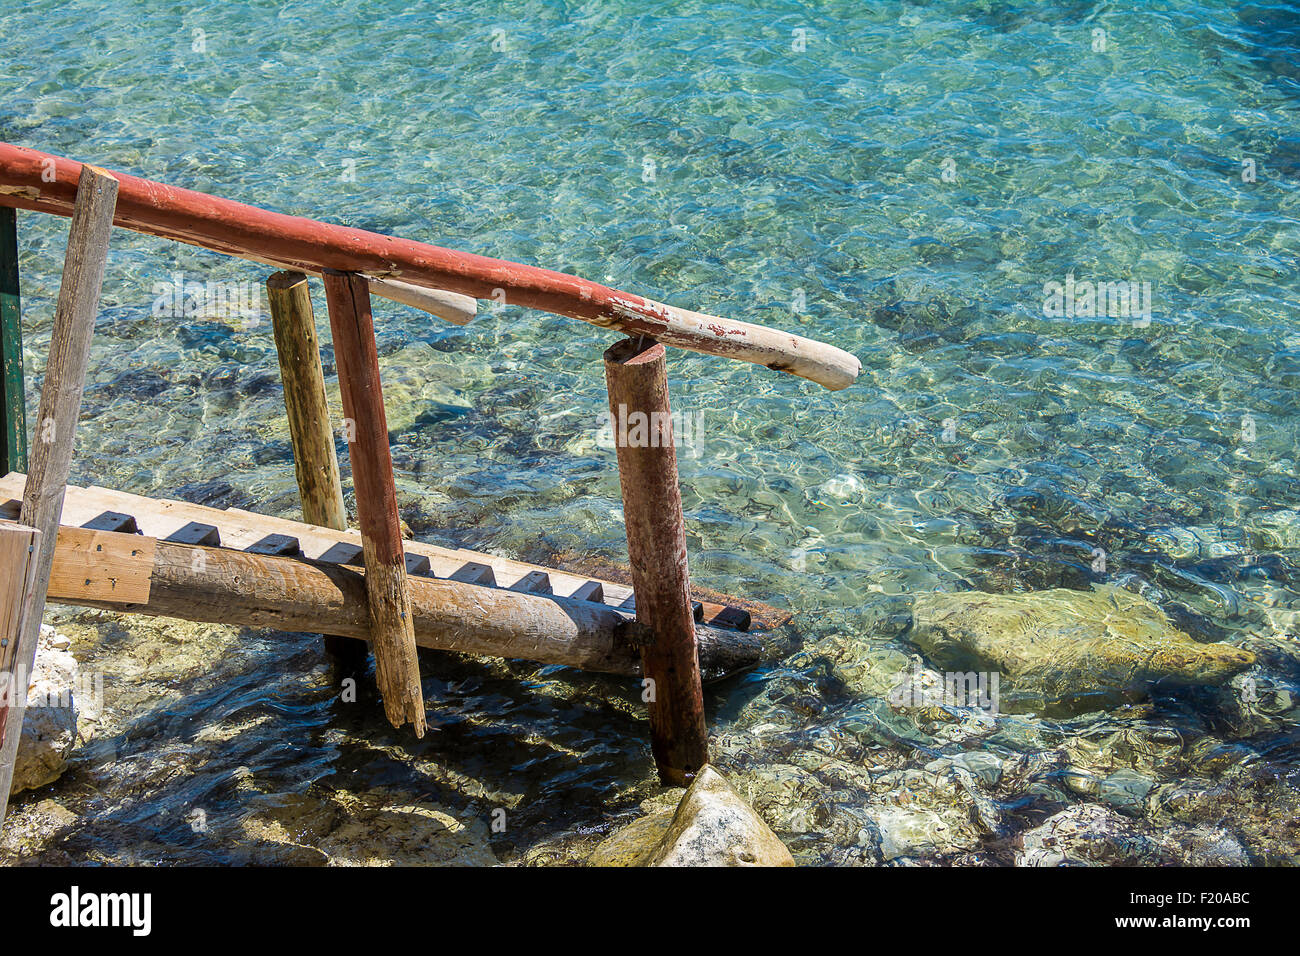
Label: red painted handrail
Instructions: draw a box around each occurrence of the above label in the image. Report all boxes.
[0,143,860,390]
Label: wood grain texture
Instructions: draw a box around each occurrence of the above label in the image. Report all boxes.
[0,522,38,802]
[0,164,117,824]
[0,474,774,635]
[267,270,362,666]
[322,269,424,734]
[45,532,761,676]
[0,143,859,390]
[267,272,348,531]
[47,525,152,604]
[604,337,709,786]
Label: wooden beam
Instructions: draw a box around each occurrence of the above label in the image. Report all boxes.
[266,270,364,668]
[604,337,708,786]
[267,272,347,530]
[322,270,424,735]
[0,523,38,811]
[0,207,25,474]
[0,164,117,824]
[40,526,761,677]
[360,276,475,326]
[0,143,860,390]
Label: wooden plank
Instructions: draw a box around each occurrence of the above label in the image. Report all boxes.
[604,337,708,786]
[318,541,363,565]
[570,580,604,604]
[510,570,551,595]
[41,528,760,678]
[322,270,424,735]
[165,521,220,546]
[81,510,138,534]
[0,475,773,630]
[47,525,153,604]
[0,164,117,825]
[0,475,774,630]
[0,143,861,391]
[449,562,495,586]
[246,533,301,556]
[404,552,432,577]
[361,276,475,327]
[0,207,24,474]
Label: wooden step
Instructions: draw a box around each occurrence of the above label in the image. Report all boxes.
[0,473,774,632]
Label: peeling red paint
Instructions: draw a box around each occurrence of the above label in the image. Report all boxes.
[0,142,861,390]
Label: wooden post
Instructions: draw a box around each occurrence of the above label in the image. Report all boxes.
[0,207,26,474]
[603,337,708,786]
[266,271,364,667]
[0,523,38,802]
[321,269,425,735]
[0,165,117,823]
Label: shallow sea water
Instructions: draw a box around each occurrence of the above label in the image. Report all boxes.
[1,0,1299,864]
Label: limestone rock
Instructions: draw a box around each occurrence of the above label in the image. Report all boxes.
[590,766,794,867]
[11,627,81,795]
[910,585,1254,715]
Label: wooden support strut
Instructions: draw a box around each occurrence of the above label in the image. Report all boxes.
[0,206,25,474]
[266,271,364,667]
[0,165,117,823]
[604,337,709,786]
[321,270,425,735]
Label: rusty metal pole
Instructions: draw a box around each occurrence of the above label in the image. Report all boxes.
[603,337,708,786]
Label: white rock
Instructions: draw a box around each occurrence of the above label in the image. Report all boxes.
[590,766,795,867]
[10,627,80,796]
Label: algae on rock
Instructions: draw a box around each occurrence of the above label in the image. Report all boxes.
[909,584,1255,715]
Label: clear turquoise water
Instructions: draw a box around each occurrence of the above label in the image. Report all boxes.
[2,0,1299,864]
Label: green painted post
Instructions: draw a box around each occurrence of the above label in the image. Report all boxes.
[0,206,26,475]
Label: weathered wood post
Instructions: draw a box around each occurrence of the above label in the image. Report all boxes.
[322,269,426,735]
[0,522,39,807]
[0,164,118,823]
[603,337,709,786]
[266,270,365,667]
[0,206,26,474]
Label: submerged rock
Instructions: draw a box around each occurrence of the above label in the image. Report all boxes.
[11,627,82,795]
[1017,804,1248,867]
[910,585,1255,715]
[240,789,496,866]
[589,766,794,867]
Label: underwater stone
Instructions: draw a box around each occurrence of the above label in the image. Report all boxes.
[589,766,794,867]
[910,584,1255,715]
[1017,804,1249,867]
